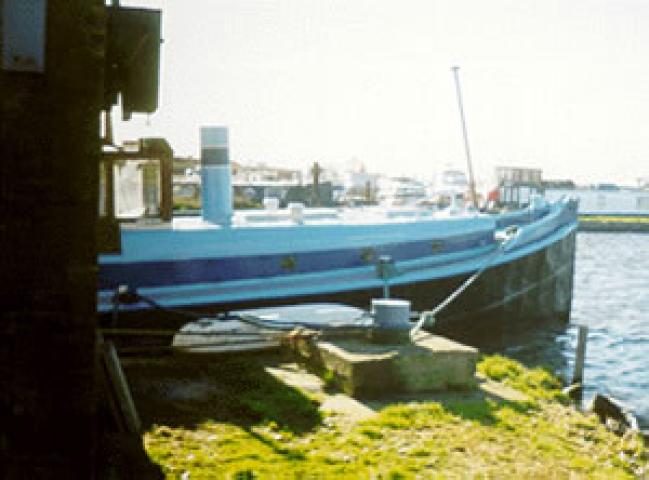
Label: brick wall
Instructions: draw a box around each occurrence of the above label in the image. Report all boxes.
[0,1,105,477]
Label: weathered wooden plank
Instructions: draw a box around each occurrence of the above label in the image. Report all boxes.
[102,340,142,434]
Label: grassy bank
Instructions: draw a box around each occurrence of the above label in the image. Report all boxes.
[578,215,649,232]
[129,354,647,479]
[579,215,649,224]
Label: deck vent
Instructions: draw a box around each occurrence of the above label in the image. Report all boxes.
[288,202,305,223]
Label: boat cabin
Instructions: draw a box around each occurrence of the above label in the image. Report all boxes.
[98,138,173,253]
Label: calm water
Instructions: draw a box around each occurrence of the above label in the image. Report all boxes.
[483,232,649,430]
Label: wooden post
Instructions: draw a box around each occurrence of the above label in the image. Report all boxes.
[572,325,588,385]
[160,152,173,222]
[311,162,321,207]
[100,337,142,434]
[103,157,115,219]
[103,109,114,146]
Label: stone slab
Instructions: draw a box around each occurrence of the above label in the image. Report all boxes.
[313,332,479,397]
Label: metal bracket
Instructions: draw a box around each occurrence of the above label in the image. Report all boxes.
[376,255,399,298]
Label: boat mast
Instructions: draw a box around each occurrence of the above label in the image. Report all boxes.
[451,65,478,209]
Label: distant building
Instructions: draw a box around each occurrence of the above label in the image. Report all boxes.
[173,155,200,176]
[232,162,302,185]
[541,179,576,190]
[494,166,543,208]
[344,170,380,204]
[495,166,542,185]
[637,177,649,189]
[545,186,649,214]
[228,161,338,207]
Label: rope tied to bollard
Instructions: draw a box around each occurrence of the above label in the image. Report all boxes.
[409,225,520,339]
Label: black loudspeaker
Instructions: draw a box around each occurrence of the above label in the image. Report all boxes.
[104,6,162,120]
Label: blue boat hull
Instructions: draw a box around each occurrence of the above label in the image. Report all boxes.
[98,199,578,340]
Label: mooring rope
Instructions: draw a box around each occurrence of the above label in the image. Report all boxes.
[109,286,211,324]
[409,225,520,338]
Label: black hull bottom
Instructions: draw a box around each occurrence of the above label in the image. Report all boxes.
[102,230,577,347]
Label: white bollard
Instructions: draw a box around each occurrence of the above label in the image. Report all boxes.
[371,299,411,343]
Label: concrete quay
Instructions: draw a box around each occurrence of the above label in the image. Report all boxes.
[293,331,478,397]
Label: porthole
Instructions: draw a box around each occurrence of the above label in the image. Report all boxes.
[431,240,444,253]
[360,247,375,263]
[281,255,297,271]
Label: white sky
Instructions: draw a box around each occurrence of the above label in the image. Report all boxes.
[115,0,649,186]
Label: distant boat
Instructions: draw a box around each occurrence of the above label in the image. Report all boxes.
[98,128,579,338]
[377,177,428,207]
[431,169,470,208]
[434,169,469,196]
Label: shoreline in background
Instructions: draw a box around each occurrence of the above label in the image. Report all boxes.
[579,214,649,232]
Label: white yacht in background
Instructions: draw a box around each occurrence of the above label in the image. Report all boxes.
[431,169,470,207]
[377,176,429,207]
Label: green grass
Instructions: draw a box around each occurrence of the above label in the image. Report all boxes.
[579,215,649,224]
[477,354,568,403]
[134,354,647,479]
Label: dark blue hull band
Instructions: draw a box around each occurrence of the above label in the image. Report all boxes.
[99,230,494,290]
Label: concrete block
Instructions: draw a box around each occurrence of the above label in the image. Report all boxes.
[314,333,478,397]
